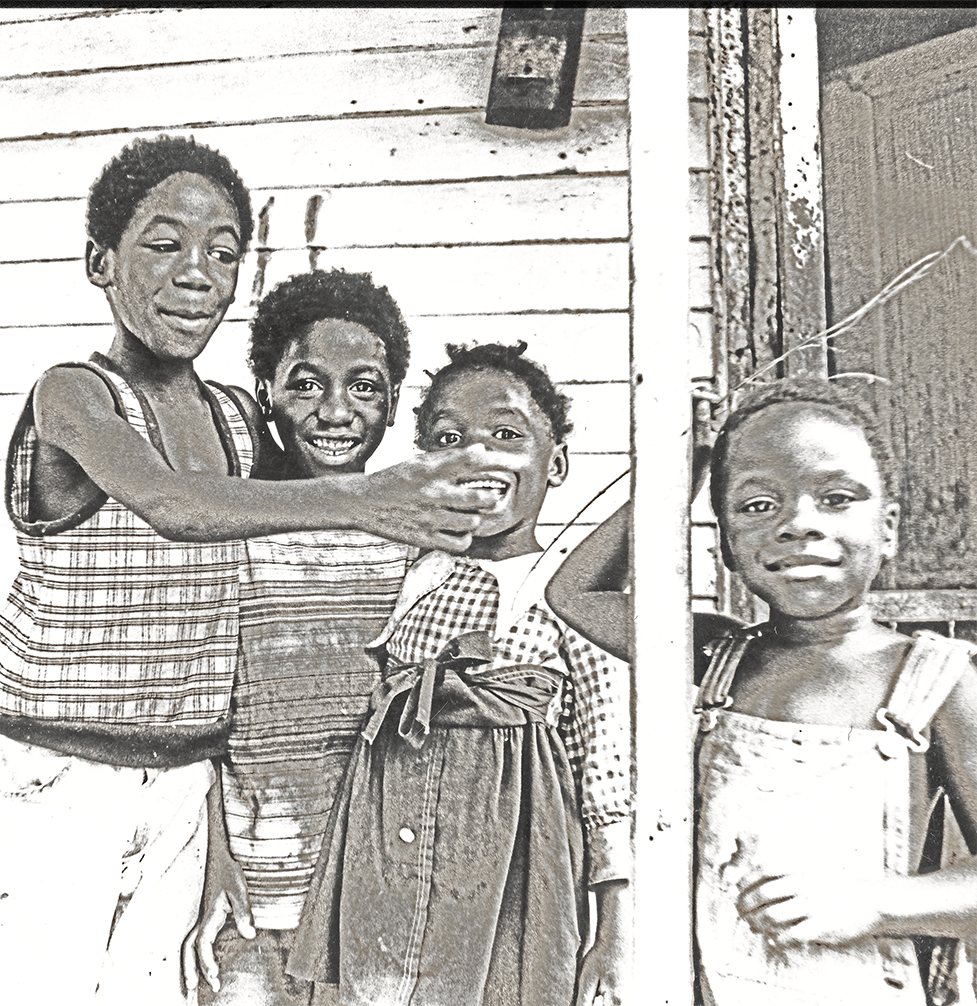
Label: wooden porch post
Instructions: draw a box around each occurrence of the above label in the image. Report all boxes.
[628,8,696,1003]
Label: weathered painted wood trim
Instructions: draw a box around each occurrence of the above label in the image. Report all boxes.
[776,8,828,377]
[867,590,977,622]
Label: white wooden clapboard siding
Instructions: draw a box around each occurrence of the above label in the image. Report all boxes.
[0,7,630,567]
[3,8,624,75]
[0,176,628,261]
[0,109,628,201]
[688,9,722,613]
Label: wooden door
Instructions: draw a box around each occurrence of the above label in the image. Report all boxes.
[821,27,977,624]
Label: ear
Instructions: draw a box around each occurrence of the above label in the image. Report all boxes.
[86,240,113,289]
[880,501,900,560]
[547,443,569,488]
[386,386,401,428]
[255,380,274,421]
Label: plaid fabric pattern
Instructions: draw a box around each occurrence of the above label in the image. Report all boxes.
[0,363,253,726]
[387,557,631,833]
[223,531,411,929]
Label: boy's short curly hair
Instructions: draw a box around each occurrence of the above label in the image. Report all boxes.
[87,135,254,251]
[709,377,897,521]
[415,341,572,445]
[248,269,411,389]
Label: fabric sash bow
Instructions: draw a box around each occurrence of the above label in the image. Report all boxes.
[362,630,563,749]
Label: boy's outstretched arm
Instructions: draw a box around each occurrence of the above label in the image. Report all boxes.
[33,368,494,551]
[183,774,255,996]
[545,504,632,662]
[574,879,631,1006]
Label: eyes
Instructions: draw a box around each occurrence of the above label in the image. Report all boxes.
[433,427,523,447]
[290,378,382,398]
[141,238,241,265]
[738,489,859,515]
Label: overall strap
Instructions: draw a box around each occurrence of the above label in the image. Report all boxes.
[694,625,760,731]
[6,361,136,537]
[877,629,977,755]
[204,381,256,479]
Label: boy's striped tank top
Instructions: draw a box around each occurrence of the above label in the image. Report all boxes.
[0,357,256,767]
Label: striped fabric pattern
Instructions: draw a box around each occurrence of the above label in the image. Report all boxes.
[387,557,632,835]
[0,362,253,725]
[223,531,411,930]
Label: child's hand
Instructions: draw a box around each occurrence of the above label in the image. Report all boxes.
[355,449,501,553]
[737,872,883,947]
[183,780,256,995]
[183,849,255,994]
[575,880,631,1006]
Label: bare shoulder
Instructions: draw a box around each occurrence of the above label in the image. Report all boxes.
[934,648,977,731]
[930,650,977,843]
[33,366,117,437]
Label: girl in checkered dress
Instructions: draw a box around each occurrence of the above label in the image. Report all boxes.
[289,343,632,1006]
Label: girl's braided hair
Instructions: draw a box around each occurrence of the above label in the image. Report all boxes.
[415,341,572,445]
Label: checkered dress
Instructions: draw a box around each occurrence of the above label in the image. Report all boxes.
[290,551,631,1006]
[0,358,255,767]
[387,556,631,838]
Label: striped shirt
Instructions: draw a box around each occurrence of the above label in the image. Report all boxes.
[223,531,411,930]
[0,358,256,767]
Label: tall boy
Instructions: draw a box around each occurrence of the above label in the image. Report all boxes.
[190,269,415,1004]
[0,136,489,1006]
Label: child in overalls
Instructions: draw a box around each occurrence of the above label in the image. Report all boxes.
[288,342,632,1006]
[695,378,977,1005]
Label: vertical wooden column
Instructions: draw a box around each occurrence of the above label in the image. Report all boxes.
[776,9,828,377]
[706,6,828,394]
[704,7,828,622]
[628,8,695,1003]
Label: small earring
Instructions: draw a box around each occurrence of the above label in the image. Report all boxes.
[257,386,274,420]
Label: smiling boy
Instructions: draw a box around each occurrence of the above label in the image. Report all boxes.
[189,270,417,1005]
[0,137,490,1006]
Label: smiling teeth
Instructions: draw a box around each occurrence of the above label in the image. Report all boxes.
[311,437,356,454]
[461,478,508,494]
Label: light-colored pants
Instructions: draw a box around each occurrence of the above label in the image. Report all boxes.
[0,734,213,1006]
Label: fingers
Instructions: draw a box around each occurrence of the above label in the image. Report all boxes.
[425,530,474,555]
[182,926,200,994]
[738,876,807,935]
[573,960,600,1006]
[197,891,231,992]
[441,486,498,514]
[226,874,256,940]
[738,873,789,914]
[426,510,480,535]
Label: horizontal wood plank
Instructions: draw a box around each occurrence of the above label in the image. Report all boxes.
[2,313,630,395]
[0,176,628,263]
[0,107,629,201]
[0,243,629,328]
[197,313,632,392]
[1,39,626,141]
[2,9,624,75]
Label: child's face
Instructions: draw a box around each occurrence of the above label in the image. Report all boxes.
[92,171,242,363]
[420,369,568,554]
[719,402,899,619]
[263,319,397,477]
